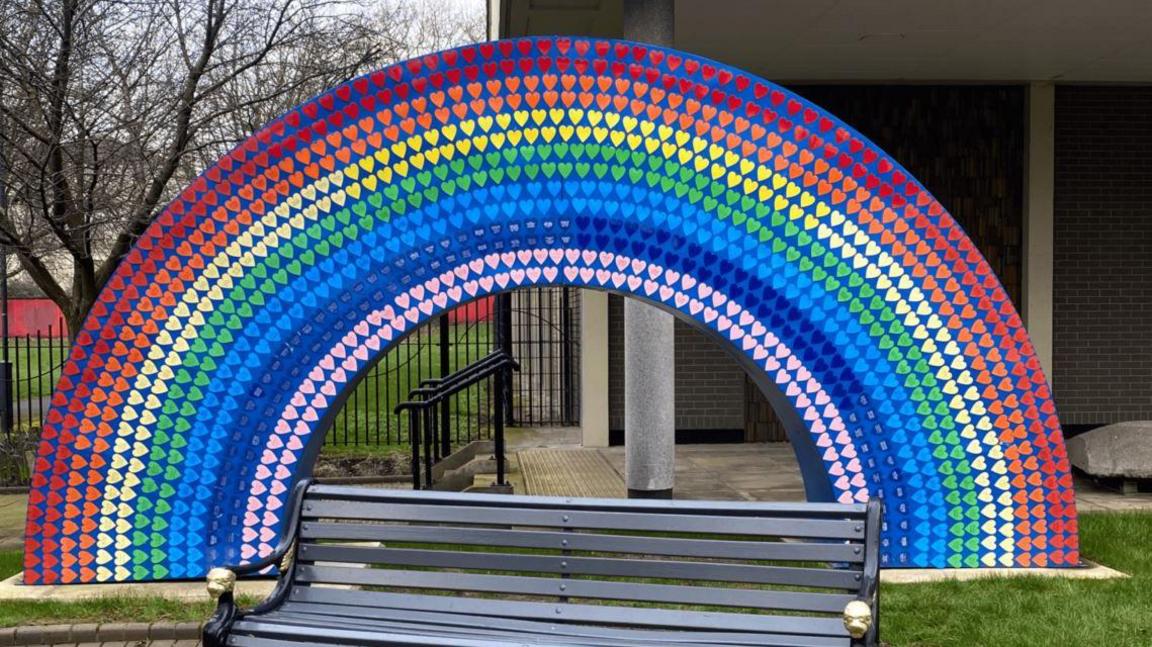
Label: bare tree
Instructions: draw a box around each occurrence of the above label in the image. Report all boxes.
[0,0,484,337]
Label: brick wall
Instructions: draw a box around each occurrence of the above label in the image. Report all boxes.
[1053,86,1152,427]
[796,85,1026,305]
[607,296,745,435]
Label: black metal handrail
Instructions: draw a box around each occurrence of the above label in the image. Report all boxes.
[395,350,519,490]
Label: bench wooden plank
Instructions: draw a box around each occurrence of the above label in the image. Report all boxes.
[300,500,865,539]
[288,587,850,637]
[298,522,867,563]
[297,544,863,589]
[229,619,849,647]
[253,609,849,647]
[273,603,836,646]
[295,564,856,613]
[304,485,866,518]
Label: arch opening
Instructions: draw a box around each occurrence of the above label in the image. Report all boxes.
[23,37,1077,584]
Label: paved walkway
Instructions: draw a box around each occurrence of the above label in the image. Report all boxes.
[517,441,1152,512]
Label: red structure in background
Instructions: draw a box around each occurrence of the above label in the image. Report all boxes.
[448,296,493,323]
[6,299,67,337]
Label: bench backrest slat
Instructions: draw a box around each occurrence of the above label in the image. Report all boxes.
[299,521,867,563]
[298,543,863,589]
[301,499,864,539]
[296,564,856,613]
[305,485,865,517]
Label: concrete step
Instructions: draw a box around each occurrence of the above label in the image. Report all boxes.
[429,442,517,492]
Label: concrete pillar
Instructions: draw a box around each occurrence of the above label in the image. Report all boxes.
[580,290,610,448]
[487,0,501,39]
[1024,82,1055,377]
[623,0,673,45]
[622,0,675,499]
[624,299,675,497]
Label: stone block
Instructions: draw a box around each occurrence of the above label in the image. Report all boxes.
[1067,422,1152,478]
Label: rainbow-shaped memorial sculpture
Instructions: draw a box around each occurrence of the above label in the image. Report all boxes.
[24,37,1078,584]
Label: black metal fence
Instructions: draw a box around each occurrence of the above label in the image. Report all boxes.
[0,316,69,485]
[507,287,580,427]
[324,287,581,449]
[0,288,581,485]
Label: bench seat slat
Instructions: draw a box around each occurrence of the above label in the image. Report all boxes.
[274,602,835,646]
[295,564,855,613]
[251,609,848,647]
[304,485,866,518]
[229,619,848,647]
[298,522,866,563]
[288,587,850,637]
[241,616,668,647]
[301,500,864,540]
[298,544,863,589]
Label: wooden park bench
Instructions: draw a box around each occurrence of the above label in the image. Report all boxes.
[204,480,880,647]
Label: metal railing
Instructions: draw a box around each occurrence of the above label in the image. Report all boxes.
[395,350,519,490]
[0,315,68,487]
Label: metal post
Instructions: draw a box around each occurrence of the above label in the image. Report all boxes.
[493,369,506,486]
[560,287,574,425]
[0,245,11,441]
[438,315,451,459]
[423,406,434,487]
[409,412,421,490]
[496,293,514,425]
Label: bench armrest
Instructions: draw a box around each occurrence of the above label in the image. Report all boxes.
[202,478,313,647]
[843,498,882,646]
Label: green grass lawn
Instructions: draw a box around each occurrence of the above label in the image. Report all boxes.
[322,322,496,447]
[881,511,1152,646]
[0,510,1150,644]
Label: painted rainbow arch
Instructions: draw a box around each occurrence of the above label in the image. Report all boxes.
[24,37,1078,583]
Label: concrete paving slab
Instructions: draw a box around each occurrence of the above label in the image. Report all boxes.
[0,572,276,602]
[882,560,1127,583]
[518,448,625,498]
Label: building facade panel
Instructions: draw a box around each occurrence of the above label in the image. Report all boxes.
[1053,86,1152,429]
